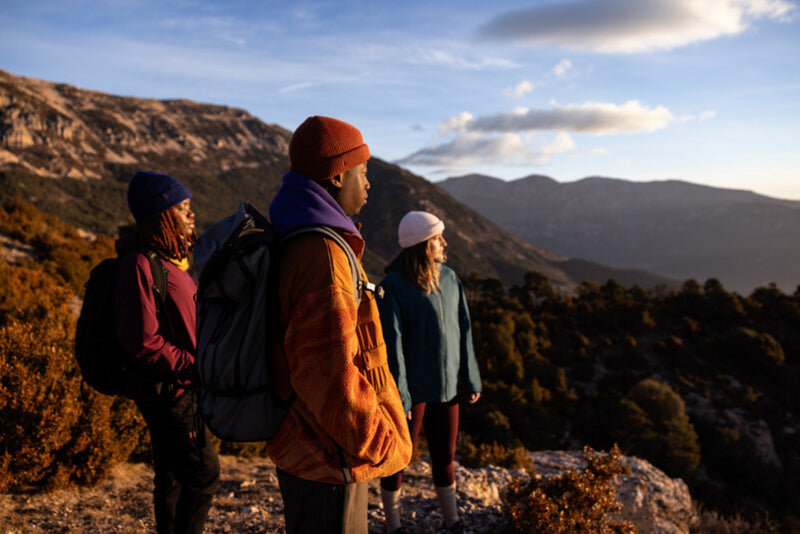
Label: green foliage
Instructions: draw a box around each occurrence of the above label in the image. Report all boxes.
[502,445,636,534]
[0,170,130,236]
[611,379,701,479]
[461,269,800,529]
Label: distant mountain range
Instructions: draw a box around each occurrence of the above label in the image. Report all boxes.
[439,174,800,294]
[0,68,673,290]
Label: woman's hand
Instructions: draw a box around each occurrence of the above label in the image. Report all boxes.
[469,392,481,404]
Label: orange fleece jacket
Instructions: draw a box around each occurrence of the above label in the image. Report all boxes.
[267,231,412,484]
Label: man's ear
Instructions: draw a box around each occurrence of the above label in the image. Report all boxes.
[328,174,344,189]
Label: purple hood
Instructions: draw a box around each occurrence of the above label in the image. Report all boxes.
[269,172,361,239]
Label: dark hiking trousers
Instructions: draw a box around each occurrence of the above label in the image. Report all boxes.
[381,398,460,491]
[276,468,368,534]
[136,391,220,534]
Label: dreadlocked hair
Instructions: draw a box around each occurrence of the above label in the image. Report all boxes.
[134,206,195,260]
[387,239,440,294]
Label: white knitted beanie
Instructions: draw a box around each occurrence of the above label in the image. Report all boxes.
[398,211,445,248]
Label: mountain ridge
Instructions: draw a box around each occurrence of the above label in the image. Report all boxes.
[440,173,800,293]
[0,68,673,290]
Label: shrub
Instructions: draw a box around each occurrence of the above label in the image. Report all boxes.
[0,198,116,296]
[0,252,145,492]
[458,438,533,471]
[612,378,700,479]
[502,445,636,533]
[691,503,780,533]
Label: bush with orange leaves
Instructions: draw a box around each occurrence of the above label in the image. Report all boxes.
[0,201,146,492]
[0,198,117,296]
[502,445,636,534]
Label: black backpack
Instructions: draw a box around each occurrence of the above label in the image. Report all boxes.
[75,248,170,397]
[193,202,369,442]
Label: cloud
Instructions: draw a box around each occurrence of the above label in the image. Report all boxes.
[438,111,475,135]
[502,59,578,98]
[404,47,517,70]
[397,133,528,167]
[539,131,576,163]
[678,109,717,122]
[279,82,314,93]
[698,110,718,122]
[551,59,574,78]
[503,80,535,97]
[441,100,676,135]
[396,131,578,167]
[401,98,685,168]
[477,0,797,53]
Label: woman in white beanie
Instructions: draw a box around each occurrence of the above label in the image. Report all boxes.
[377,211,482,534]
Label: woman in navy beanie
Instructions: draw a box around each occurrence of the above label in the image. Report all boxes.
[116,171,220,534]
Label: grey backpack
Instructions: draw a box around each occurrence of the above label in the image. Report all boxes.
[193,202,366,442]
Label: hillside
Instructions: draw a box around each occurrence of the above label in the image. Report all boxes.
[0,68,673,290]
[439,174,800,294]
[1,165,792,532]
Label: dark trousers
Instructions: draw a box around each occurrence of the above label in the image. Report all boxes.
[381,398,459,491]
[136,391,220,534]
[276,467,368,534]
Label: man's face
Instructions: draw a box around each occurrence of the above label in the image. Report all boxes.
[333,162,370,216]
[428,232,447,263]
[174,199,196,240]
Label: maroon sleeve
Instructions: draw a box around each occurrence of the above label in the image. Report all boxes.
[114,252,196,379]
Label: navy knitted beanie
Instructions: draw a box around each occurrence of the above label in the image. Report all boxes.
[127,171,191,226]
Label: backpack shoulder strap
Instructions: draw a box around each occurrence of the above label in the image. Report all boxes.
[280,226,374,305]
[141,248,169,309]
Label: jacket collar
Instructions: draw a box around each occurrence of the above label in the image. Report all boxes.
[269,171,365,257]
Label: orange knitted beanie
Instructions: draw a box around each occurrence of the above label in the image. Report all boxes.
[289,116,370,181]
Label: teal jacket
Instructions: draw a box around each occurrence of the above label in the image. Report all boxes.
[378,265,482,412]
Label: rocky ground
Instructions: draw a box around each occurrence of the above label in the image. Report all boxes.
[0,455,509,533]
[1,450,696,533]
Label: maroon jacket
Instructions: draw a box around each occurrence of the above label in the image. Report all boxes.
[114,247,197,395]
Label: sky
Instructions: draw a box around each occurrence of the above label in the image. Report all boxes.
[2,0,800,199]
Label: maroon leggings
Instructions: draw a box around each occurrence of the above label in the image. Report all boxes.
[381,398,459,491]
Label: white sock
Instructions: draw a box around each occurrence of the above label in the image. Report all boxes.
[381,488,402,533]
[435,483,459,527]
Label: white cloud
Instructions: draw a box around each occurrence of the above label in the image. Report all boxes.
[503,80,535,98]
[397,133,529,167]
[405,47,517,70]
[397,131,581,167]
[538,131,576,163]
[438,111,475,135]
[400,99,685,168]
[698,110,718,122]
[678,109,718,122]
[477,0,797,53]
[551,59,574,78]
[279,82,314,93]
[449,100,675,135]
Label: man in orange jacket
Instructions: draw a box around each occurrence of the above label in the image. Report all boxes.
[267,116,412,533]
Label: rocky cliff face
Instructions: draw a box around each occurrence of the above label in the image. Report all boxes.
[0,68,290,181]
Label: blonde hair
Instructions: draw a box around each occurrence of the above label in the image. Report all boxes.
[135,206,195,260]
[388,239,440,294]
